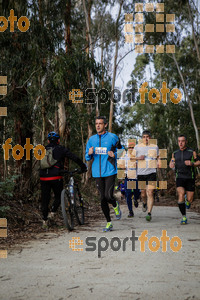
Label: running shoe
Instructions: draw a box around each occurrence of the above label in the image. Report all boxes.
[142,202,147,212]
[134,199,138,208]
[146,213,152,222]
[185,200,191,209]
[180,216,187,225]
[113,201,122,220]
[128,211,134,218]
[103,222,113,232]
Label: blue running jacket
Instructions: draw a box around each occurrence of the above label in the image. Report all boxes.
[85,132,121,178]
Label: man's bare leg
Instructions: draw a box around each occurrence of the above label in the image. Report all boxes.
[141,189,147,212]
[145,186,154,221]
[185,191,194,209]
[186,191,194,203]
[177,187,185,203]
[147,189,154,214]
[177,187,187,223]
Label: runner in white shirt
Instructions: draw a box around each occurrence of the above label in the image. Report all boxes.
[134,130,159,221]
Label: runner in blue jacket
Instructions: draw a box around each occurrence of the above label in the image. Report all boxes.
[85,116,122,232]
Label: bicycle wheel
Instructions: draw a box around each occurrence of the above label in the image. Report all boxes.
[74,188,84,225]
[61,189,74,230]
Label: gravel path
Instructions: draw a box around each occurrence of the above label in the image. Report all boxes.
[1,204,200,300]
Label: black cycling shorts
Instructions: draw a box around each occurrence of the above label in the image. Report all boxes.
[176,178,195,192]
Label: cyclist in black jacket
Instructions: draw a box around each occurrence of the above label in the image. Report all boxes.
[40,132,87,228]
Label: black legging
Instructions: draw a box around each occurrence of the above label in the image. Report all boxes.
[96,175,117,222]
[41,179,63,220]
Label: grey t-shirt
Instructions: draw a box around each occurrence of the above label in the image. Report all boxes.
[135,143,159,175]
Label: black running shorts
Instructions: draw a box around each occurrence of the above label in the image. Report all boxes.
[176,178,195,191]
[137,173,157,185]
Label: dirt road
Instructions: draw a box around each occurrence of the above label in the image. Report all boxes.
[1,204,200,300]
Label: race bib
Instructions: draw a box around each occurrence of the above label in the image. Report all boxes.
[95,147,107,155]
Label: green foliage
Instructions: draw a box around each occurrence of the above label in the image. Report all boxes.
[120,0,200,156]
[0,175,19,200]
[0,206,10,218]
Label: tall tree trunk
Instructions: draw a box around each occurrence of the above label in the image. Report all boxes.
[38,1,46,144]
[13,85,33,196]
[38,74,47,144]
[108,0,124,132]
[84,0,94,185]
[54,108,59,133]
[82,0,99,116]
[59,0,71,141]
[3,118,7,180]
[101,35,104,89]
[187,0,200,62]
[58,99,66,138]
[80,124,87,184]
[41,96,46,144]
[172,53,199,150]
[85,0,93,136]
[65,0,72,53]
[38,0,43,27]
[7,2,34,196]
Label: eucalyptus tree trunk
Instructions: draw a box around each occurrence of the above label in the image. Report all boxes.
[108,0,124,132]
[82,0,99,116]
[187,0,200,62]
[83,0,94,185]
[172,53,199,151]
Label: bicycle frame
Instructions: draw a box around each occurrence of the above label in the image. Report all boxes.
[61,169,85,230]
[69,176,75,205]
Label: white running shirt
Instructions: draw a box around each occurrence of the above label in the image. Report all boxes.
[134,143,159,176]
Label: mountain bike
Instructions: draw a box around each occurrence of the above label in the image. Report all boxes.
[61,169,84,231]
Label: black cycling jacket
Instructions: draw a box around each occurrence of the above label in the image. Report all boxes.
[40,142,85,180]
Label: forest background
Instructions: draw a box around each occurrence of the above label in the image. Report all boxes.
[0,0,199,226]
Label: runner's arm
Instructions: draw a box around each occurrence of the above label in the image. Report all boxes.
[157,155,161,168]
[135,155,145,160]
[65,148,87,172]
[185,151,200,167]
[169,154,175,169]
[85,140,93,161]
[109,136,123,159]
